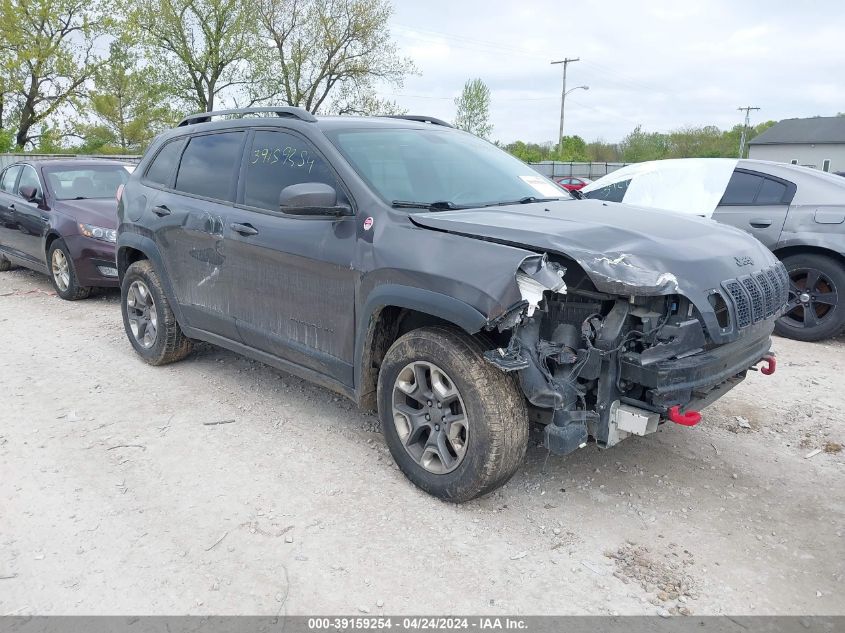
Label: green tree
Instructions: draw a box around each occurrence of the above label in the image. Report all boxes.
[253,0,415,114]
[620,125,670,162]
[553,135,588,161]
[136,0,259,112]
[0,0,114,148]
[585,140,621,162]
[79,41,177,152]
[453,78,492,139]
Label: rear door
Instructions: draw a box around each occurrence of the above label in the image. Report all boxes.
[223,128,358,385]
[147,130,247,341]
[713,169,795,249]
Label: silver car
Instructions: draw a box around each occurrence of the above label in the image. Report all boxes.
[583,159,845,341]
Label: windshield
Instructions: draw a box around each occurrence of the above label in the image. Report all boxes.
[44,165,131,200]
[325,127,571,208]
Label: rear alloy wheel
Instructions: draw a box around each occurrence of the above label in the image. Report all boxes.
[121,259,193,365]
[48,240,91,300]
[378,326,529,502]
[126,280,159,349]
[775,253,845,342]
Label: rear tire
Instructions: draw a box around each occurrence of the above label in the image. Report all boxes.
[377,326,529,503]
[121,259,193,365]
[775,253,845,342]
[48,240,91,300]
[0,254,11,272]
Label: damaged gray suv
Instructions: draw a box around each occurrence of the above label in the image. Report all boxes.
[117,108,787,502]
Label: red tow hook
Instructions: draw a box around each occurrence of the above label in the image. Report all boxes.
[667,405,702,426]
[759,354,777,375]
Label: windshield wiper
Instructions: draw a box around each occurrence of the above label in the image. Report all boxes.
[482,196,566,207]
[391,200,463,211]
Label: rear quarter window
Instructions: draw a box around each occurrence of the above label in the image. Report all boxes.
[144,139,185,187]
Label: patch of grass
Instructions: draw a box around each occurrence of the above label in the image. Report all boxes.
[823,441,842,454]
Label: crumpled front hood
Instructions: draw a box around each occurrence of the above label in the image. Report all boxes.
[410,199,778,298]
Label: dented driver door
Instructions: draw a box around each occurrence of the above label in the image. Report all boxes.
[223,128,358,386]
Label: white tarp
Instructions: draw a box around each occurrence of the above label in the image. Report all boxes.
[581,158,738,217]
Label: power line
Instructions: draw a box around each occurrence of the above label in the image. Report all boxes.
[737,106,761,157]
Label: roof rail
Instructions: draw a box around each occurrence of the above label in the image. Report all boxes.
[177,106,317,127]
[384,115,453,128]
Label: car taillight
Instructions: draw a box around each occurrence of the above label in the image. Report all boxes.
[116,184,124,202]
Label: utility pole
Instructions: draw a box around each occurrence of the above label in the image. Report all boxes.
[551,57,579,155]
[737,106,760,158]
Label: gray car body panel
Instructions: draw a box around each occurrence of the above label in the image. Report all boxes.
[721,160,845,258]
[119,116,782,416]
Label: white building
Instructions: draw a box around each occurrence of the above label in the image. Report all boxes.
[748,116,845,173]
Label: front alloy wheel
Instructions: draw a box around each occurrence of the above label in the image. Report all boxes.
[126,280,158,349]
[392,361,469,474]
[378,326,529,502]
[51,248,70,292]
[47,239,90,300]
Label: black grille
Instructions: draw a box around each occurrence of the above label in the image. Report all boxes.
[724,280,751,328]
[741,276,764,321]
[722,263,789,330]
[754,271,775,317]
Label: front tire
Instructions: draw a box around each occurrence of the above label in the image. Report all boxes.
[377,326,529,503]
[121,260,193,365]
[48,240,90,300]
[0,253,12,272]
[775,253,845,342]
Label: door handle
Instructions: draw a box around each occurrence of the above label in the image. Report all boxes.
[749,218,772,228]
[152,205,171,217]
[41,215,50,222]
[230,222,259,236]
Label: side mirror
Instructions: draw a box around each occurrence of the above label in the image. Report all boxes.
[279,183,351,217]
[19,186,39,202]
[569,188,584,200]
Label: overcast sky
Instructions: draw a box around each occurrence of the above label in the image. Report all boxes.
[382,0,844,144]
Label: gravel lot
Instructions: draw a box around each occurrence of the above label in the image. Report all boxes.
[1,267,843,616]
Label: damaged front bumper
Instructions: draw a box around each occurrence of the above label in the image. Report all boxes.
[484,256,781,457]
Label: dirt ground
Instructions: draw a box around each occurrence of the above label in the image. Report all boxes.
[1,267,843,617]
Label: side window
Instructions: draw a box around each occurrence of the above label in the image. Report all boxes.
[145,139,185,187]
[583,179,630,203]
[17,166,42,198]
[721,171,763,205]
[175,132,245,201]
[756,178,788,205]
[243,130,340,211]
[0,165,22,193]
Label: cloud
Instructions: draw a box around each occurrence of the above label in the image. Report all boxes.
[382,0,845,144]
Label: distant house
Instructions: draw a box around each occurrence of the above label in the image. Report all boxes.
[748,116,845,173]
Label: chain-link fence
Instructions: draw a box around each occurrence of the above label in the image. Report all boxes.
[530,161,629,180]
[0,153,141,170]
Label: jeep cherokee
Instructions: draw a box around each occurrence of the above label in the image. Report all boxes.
[117,107,786,502]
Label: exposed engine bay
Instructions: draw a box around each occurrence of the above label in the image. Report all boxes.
[483,255,779,456]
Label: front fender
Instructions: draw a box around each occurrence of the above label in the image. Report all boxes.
[353,284,488,393]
